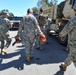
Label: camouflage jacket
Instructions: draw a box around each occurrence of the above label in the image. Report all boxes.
[38,13,47,27]
[17,14,43,39]
[0,17,11,35]
[59,16,76,53]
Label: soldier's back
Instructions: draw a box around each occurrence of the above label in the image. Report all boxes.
[22,15,37,37]
[38,14,47,27]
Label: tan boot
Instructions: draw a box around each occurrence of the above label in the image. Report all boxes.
[61,63,67,71]
[26,57,30,62]
[1,47,7,55]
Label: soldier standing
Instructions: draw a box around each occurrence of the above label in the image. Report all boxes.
[59,5,76,71]
[36,8,47,50]
[45,16,52,43]
[0,11,12,55]
[16,8,44,62]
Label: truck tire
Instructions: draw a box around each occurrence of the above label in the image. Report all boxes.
[57,1,65,18]
[57,20,68,46]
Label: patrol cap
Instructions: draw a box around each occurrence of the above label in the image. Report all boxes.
[73,5,76,11]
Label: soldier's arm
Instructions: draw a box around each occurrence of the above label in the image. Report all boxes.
[17,19,24,36]
[34,17,43,34]
[59,18,75,37]
[6,19,12,29]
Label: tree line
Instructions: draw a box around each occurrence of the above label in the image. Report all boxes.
[0,9,14,17]
[32,0,58,13]
[0,0,58,17]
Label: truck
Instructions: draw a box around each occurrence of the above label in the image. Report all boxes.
[43,0,76,46]
[9,16,23,30]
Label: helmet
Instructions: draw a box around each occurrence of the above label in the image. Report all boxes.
[73,5,76,11]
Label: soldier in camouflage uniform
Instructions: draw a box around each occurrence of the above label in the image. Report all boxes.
[45,16,52,43]
[59,5,76,71]
[17,8,44,62]
[36,8,47,50]
[0,11,12,55]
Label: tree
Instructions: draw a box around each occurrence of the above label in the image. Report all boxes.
[37,0,42,9]
[50,0,58,6]
[32,7,39,14]
[37,0,49,9]
[0,9,14,17]
[37,0,58,9]
[9,12,14,17]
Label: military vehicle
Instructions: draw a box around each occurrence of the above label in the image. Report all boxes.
[44,0,76,45]
[9,17,23,30]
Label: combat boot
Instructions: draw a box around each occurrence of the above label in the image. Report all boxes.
[36,46,43,50]
[60,63,68,71]
[1,47,7,55]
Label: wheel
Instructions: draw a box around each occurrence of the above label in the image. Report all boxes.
[58,34,67,46]
[57,1,65,18]
[57,20,68,46]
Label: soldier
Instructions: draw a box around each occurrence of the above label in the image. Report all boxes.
[59,5,76,71]
[45,16,52,43]
[16,8,44,62]
[0,11,12,55]
[36,8,47,50]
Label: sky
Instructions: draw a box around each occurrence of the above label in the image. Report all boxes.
[0,0,64,16]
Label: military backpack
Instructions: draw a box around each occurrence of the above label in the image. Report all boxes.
[38,14,46,27]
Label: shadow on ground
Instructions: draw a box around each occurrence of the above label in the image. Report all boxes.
[0,35,68,72]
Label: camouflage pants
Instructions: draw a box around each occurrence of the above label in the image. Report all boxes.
[23,36,36,57]
[66,44,70,51]
[0,33,11,50]
[36,26,45,48]
[64,51,76,67]
[44,25,50,41]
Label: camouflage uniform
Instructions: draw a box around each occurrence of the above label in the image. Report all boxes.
[0,17,12,54]
[45,18,52,42]
[17,14,43,58]
[59,16,76,67]
[36,13,47,49]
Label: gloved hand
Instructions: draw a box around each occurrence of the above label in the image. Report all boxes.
[12,35,21,46]
[39,34,47,42]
